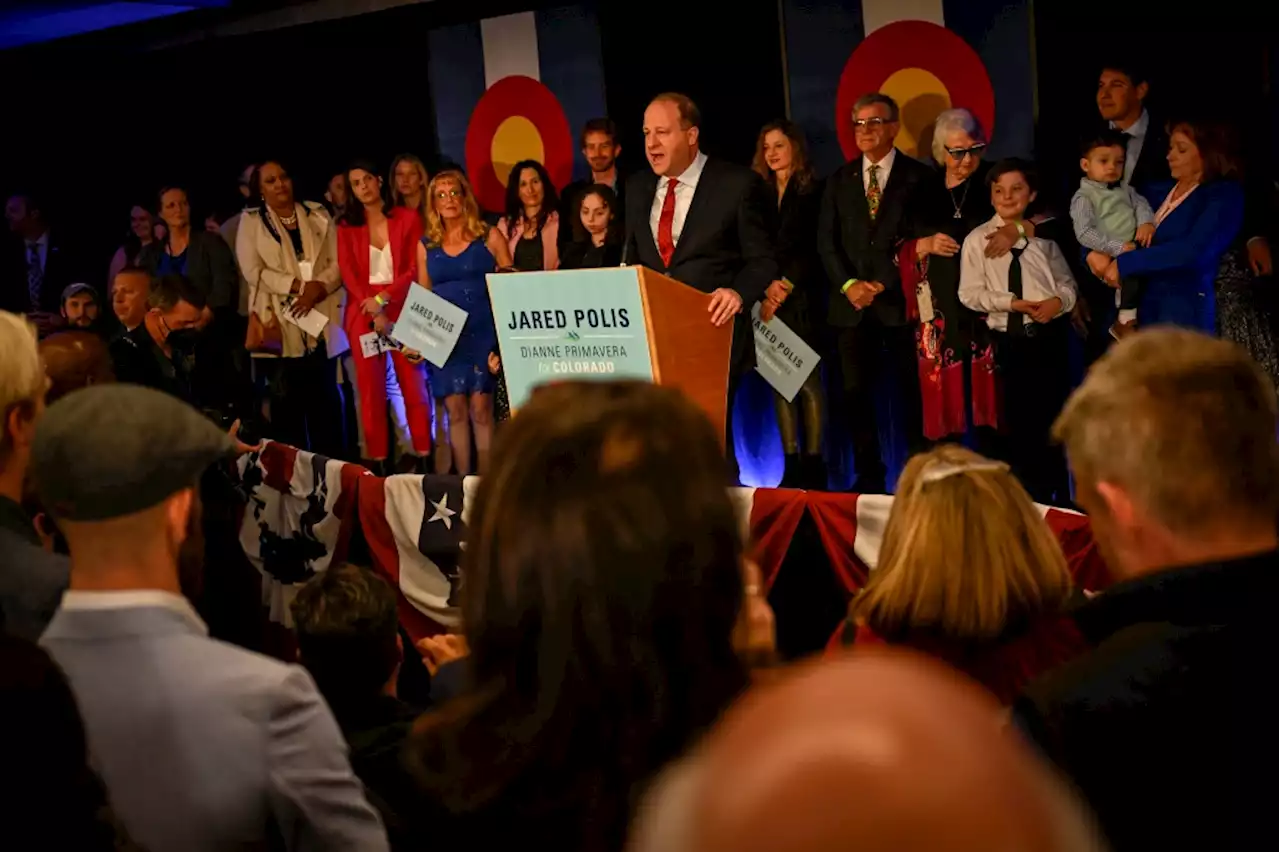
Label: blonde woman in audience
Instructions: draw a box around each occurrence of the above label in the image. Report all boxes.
[832,444,1087,704]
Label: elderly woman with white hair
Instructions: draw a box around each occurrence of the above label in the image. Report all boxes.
[896,107,1027,443]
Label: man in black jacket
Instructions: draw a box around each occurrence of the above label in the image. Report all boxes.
[624,93,777,481]
[818,93,931,492]
[1012,329,1277,852]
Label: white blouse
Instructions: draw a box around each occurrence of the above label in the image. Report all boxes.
[369,242,394,285]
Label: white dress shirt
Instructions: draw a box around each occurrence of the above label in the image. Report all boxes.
[1109,109,1149,186]
[862,147,897,192]
[958,214,1078,332]
[649,150,708,248]
[368,242,394,284]
[61,589,208,634]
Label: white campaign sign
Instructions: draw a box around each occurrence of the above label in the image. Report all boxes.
[750,302,821,402]
[391,284,469,368]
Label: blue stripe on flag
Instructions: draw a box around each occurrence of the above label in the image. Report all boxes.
[428,21,487,168]
[942,0,1034,160]
[781,0,866,177]
[535,5,608,184]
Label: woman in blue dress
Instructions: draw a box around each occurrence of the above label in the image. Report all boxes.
[414,169,514,475]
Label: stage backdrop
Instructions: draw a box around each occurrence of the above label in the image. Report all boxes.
[782,0,1036,175]
[427,4,608,214]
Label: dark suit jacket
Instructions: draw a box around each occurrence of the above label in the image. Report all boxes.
[1013,550,1274,852]
[818,151,932,328]
[0,230,88,315]
[137,229,239,314]
[623,156,777,370]
[1121,117,1171,205]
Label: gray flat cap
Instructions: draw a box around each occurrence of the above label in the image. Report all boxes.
[32,384,235,522]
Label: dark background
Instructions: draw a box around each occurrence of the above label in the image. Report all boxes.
[1,0,1273,280]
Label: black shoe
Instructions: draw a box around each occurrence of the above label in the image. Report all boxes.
[779,454,803,489]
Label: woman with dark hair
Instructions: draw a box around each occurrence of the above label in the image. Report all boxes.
[1,633,143,850]
[560,184,623,269]
[337,159,431,472]
[106,204,157,290]
[138,185,240,326]
[752,119,827,488]
[1093,117,1244,335]
[405,380,762,851]
[497,159,560,271]
[235,159,346,457]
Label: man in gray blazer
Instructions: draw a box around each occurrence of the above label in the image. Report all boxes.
[34,384,389,852]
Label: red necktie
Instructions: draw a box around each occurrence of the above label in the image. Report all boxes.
[657,177,679,267]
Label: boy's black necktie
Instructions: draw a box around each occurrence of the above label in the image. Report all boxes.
[1007,244,1026,336]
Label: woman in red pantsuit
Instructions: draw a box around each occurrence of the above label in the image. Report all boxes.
[337,160,430,470]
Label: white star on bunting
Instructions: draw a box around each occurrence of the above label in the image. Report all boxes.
[427,494,457,530]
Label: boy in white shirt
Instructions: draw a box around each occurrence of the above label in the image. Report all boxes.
[958,159,1078,504]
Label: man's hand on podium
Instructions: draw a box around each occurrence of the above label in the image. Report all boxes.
[708,288,743,327]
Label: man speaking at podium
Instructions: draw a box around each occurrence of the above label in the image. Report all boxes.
[624,92,777,482]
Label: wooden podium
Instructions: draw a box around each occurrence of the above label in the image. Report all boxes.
[633,266,734,440]
[486,265,733,439]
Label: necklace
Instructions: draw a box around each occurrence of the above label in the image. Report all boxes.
[277,209,298,227]
[947,178,971,219]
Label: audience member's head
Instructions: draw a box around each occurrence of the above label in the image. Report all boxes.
[1096,62,1148,126]
[1079,129,1130,185]
[630,650,1106,852]
[112,266,152,330]
[157,185,191,232]
[409,381,749,849]
[292,564,403,714]
[580,117,621,175]
[572,183,620,243]
[39,332,115,404]
[853,444,1073,642]
[146,274,207,347]
[4,191,47,239]
[30,385,234,596]
[0,312,47,496]
[59,284,99,330]
[987,157,1039,222]
[645,92,702,177]
[1165,116,1241,184]
[851,92,900,159]
[0,633,125,849]
[1054,329,1277,578]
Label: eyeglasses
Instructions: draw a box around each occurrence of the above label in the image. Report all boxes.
[434,189,462,200]
[946,143,988,160]
[853,118,892,130]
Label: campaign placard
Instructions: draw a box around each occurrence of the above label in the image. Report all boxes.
[751,302,821,402]
[487,268,654,411]
[391,284,469,368]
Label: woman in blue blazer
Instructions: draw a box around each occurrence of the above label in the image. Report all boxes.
[1096,119,1243,333]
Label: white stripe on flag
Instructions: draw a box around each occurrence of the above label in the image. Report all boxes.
[384,475,461,628]
[861,0,944,34]
[853,494,893,572]
[481,11,540,87]
[729,487,758,547]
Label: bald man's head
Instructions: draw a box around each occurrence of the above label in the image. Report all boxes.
[39,331,115,405]
[630,650,1104,852]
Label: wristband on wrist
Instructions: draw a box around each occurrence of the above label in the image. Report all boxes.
[374,293,387,307]
[1014,221,1027,239]
[840,278,859,294]
[780,277,794,293]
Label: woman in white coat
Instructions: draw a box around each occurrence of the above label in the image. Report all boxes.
[236,160,347,457]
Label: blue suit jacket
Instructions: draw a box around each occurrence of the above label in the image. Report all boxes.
[41,603,389,852]
[1116,179,1243,332]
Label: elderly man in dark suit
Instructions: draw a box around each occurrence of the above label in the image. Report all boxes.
[624,92,777,482]
[818,93,931,493]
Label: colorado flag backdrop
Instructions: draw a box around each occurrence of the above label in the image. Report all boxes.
[427,5,607,213]
[782,0,1035,175]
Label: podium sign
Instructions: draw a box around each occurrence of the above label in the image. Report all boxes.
[487,268,654,411]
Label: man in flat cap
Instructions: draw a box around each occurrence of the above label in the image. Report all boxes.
[59,282,100,331]
[35,385,389,852]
